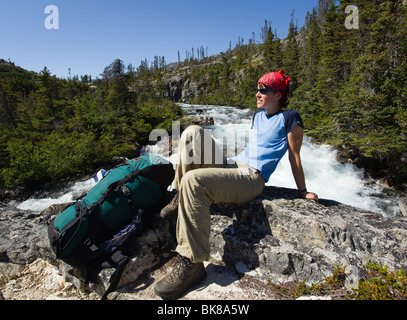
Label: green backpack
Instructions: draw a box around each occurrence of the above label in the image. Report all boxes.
[47,154,174,298]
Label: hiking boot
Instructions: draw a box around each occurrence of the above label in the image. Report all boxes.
[160,191,179,221]
[154,254,207,299]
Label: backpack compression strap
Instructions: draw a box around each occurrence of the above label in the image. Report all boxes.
[53,167,141,257]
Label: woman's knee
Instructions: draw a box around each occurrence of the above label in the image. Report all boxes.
[181,125,203,139]
[179,169,201,191]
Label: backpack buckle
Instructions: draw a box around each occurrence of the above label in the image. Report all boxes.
[120,184,131,197]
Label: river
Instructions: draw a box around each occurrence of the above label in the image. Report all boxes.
[16,104,400,217]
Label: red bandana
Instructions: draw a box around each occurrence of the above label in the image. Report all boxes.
[258,70,291,94]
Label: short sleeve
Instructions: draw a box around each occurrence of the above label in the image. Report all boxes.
[283,109,304,133]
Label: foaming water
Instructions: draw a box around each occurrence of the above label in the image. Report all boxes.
[270,137,391,214]
[158,104,399,216]
[16,178,96,212]
[16,104,399,216]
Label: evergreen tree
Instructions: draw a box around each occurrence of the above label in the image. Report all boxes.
[336,0,407,157]
[272,32,283,71]
[301,8,322,86]
[316,0,346,103]
[283,12,300,90]
[105,76,131,112]
[0,79,18,128]
[32,67,59,132]
[263,23,275,70]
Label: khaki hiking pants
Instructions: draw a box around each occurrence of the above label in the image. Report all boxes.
[174,125,265,263]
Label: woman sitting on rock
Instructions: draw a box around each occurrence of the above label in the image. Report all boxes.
[154,70,319,299]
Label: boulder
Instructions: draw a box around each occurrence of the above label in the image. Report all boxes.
[0,204,54,265]
[164,76,184,101]
[183,115,214,126]
[209,187,407,287]
[1,185,406,299]
[398,199,407,217]
[0,201,175,299]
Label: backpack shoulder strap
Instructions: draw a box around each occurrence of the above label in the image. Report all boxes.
[100,250,129,300]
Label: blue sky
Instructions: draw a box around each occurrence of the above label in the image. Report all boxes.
[0,0,318,79]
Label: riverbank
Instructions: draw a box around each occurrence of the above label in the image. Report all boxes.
[2,104,406,218]
[335,143,407,193]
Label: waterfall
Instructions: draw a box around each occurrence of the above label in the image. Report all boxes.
[16,104,400,217]
[143,104,399,217]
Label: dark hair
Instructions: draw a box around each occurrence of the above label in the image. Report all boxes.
[280,84,290,108]
[258,83,290,108]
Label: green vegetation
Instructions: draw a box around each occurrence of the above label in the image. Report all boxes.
[267,263,407,300]
[1,1,406,191]
[267,265,349,299]
[0,59,182,189]
[349,263,407,300]
[186,0,407,188]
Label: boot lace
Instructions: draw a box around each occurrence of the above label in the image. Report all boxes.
[166,254,192,283]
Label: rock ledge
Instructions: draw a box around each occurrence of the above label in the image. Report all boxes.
[1,186,406,300]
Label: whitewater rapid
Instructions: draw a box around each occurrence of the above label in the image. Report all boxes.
[17,104,399,217]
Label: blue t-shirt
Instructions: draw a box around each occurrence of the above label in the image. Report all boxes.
[234,108,304,181]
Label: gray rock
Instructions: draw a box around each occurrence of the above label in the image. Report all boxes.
[1,185,406,299]
[183,115,215,126]
[0,204,54,265]
[398,199,407,217]
[0,201,175,298]
[164,76,184,101]
[209,186,407,286]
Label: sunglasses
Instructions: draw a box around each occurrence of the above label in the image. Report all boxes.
[256,88,283,95]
